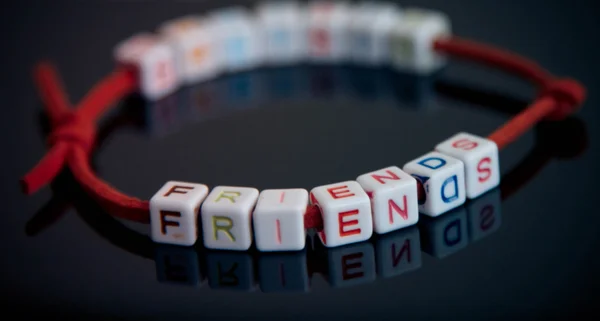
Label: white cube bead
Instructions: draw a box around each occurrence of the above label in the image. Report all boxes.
[206,252,255,291]
[150,181,209,246]
[403,151,466,216]
[209,7,263,72]
[114,33,179,100]
[310,181,373,247]
[159,16,221,84]
[201,186,259,251]
[388,8,451,74]
[256,1,307,65]
[307,1,353,62]
[435,132,501,199]
[349,2,401,65]
[375,226,422,278]
[253,189,308,252]
[466,188,502,242]
[258,251,309,292]
[356,166,419,234]
[420,207,468,259]
[327,242,376,288]
[155,244,201,286]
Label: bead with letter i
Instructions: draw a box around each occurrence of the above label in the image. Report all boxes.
[114,33,179,100]
[201,186,259,251]
[310,181,373,247]
[150,181,209,246]
[435,132,500,199]
[403,151,466,216]
[253,189,309,252]
[160,16,221,84]
[388,8,451,75]
[356,166,419,234]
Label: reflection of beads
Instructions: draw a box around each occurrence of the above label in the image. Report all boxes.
[20,2,586,255]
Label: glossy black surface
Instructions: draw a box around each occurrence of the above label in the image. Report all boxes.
[2,0,600,319]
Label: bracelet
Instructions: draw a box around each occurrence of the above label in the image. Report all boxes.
[21,1,586,253]
[26,106,587,291]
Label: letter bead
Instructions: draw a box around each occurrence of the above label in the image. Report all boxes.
[209,7,263,73]
[388,8,451,75]
[310,181,373,247]
[356,166,419,234]
[201,186,259,251]
[114,33,179,100]
[160,16,221,84]
[435,132,501,199]
[253,189,309,252]
[150,181,209,246]
[256,1,307,65]
[307,1,353,62]
[349,2,401,65]
[403,151,466,216]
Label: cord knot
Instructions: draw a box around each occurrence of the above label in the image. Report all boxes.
[541,78,586,120]
[47,113,96,154]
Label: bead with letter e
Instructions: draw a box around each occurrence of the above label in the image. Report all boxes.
[310,181,373,247]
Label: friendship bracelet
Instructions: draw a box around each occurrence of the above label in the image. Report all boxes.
[21,1,586,253]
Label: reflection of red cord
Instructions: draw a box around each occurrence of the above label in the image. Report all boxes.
[20,36,586,228]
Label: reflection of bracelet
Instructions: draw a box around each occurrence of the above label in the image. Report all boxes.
[21,2,585,253]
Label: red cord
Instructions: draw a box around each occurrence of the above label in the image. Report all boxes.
[21,36,586,229]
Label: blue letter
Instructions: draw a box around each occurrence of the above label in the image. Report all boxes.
[418,157,446,170]
[444,219,462,246]
[441,175,459,203]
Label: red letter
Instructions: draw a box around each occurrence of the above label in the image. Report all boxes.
[276,219,282,244]
[480,205,495,231]
[164,185,194,197]
[338,210,361,237]
[342,252,364,280]
[452,138,478,150]
[160,210,181,235]
[371,170,400,184]
[389,196,408,223]
[392,239,411,267]
[327,185,355,199]
[477,157,492,182]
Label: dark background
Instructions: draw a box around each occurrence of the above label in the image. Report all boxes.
[1,0,599,320]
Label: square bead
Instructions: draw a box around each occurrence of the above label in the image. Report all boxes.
[388,8,451,75]
[206,251,255,291]
[306,1,353,62]
[356,166,419,234]
[466,188,502,242]
[201,186,259,251]
[209,7,263,72]
[155,244,201,286]
[375,226,422,278]
[349,2,401,65]
[114,33,179,100]
[420,207,468,259]
[256,1,307,65]
[327,242,376,288]
[403,151,466,216]
[258,251,309,293]
[150,181,209,246]
[159,16,221,84]
[310,181,373,247]
[435,132,501,199]
[253,189,309,252]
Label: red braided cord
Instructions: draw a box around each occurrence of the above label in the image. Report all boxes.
[20,36,586,229]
